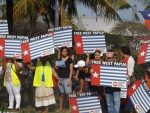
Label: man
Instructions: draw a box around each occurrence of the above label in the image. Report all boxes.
[105,50,121,113]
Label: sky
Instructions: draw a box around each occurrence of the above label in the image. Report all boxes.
[76,0,149,23]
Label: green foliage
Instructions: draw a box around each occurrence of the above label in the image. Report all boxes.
[105,33,131,50]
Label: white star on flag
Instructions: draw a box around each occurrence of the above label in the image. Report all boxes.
[148,14,150,17]
[140,51,146,56]
[132,84,136,90]
[23,50,28,56]
[93,72,99,78]
[72,105,77,111]
[0,45,4,51]
[76,42,81,47]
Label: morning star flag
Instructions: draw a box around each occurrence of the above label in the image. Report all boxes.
[127,80,150,113]
[0,35,28,59]
[48,26,72,48]
[137,40,150,64]
[0,20,9,35]
[74,31,107,54]
[139,11,150,29]
[91,61,127,88]
[21,33,54,63]
[69,92,102,113]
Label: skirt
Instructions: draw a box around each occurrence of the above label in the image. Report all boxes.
[35,81,56,107]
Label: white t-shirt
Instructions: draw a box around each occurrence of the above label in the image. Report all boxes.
[127,56,135,77]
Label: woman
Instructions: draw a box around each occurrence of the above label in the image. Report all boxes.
[75,50,104,93]
[3,58,22,110]
[55,46,73,112]
[27,56,60,113]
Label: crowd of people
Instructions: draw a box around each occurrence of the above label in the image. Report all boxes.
[0,45,150,113]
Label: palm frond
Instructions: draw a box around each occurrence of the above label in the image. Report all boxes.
[13,0,28,22]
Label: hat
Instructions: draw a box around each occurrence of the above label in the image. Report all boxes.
[74,60,85,68]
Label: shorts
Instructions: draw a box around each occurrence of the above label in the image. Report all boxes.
[58,78,72,94]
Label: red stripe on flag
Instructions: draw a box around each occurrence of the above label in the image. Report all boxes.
[69,96,79,113]
[127,80,142,97]
[0,38,5,58]
[74,35,84,54]
[91,64,100,86]
[51,32,54,37]
[21,42,31,63]
[144,20,150,29]
[137,43,148,64]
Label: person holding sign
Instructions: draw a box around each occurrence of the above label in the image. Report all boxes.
[120,46,135,85]
[3,58,22,110]
[55,46,73,112]
[105,50,121,113]
[27,56,60,113]
[144,67,150,89]
[120,46,135,112]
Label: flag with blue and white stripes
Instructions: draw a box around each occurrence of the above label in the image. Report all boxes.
[69,92,102,113]
[74,31,106,54]
[128,80,150,113]
[0,20,9,35]
[91,62,127,89]
[21,33,54,63]
[49,26,72,48]
[0,35,28,59]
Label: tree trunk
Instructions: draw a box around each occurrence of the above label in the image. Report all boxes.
[55,0,59,27]
[6,0,13,35]
[60,0,64,26]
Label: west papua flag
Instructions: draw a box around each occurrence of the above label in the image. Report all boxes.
[0,20,9,35]
[74,31,107,54]
[127,80,150,113]
[137,42,149,64]
[48,26,72,48]
[69,92,102,113]
[91,62,127,89]
[139,11,150,29]
[0,35,28,59]
[21,33,54,63]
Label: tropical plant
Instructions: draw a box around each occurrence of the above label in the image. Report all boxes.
[111,22,150,36]
[13,0,132,28]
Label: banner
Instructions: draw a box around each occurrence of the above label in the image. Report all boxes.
[127,80,150,113]
[138,40,150,64]
[0,20,9,35]
[0,35,28,59]
[48,26,72,48]
[74,31,106,54]
[69,92,102,113]
[91,61,127,89]
[21,33,54,63]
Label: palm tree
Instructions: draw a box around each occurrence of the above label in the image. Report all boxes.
[13,0,43,31]
[13,0,131,29]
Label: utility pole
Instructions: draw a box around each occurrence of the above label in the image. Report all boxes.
[55,0,59,27]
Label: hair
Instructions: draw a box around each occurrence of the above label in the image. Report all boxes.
[120,46,131,55]
[60,46,69,52]
[145,66,150,77]
[94,50,101,55]
[60,46,70,56]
